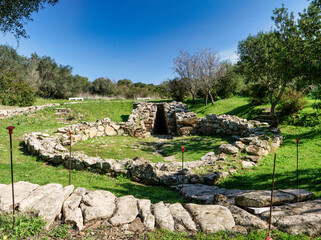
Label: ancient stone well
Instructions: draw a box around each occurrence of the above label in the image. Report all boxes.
[124,101,197,137]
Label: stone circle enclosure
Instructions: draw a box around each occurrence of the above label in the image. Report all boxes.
[24,101,282,186]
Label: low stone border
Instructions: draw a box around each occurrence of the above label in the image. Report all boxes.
[0,181,318,236]
[24,113,282,186]
[0,104,61,119]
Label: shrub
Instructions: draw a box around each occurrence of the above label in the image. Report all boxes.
[277,89,307,117]
[284,112,321,127]
[0,73,35,106]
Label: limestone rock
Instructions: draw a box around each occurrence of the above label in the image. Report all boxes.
[63,187,87,230]
[185,204,235,232]
[31,185,74,229]
[245,145,266,156]
[109,195,138,226]
[241,161,256,169]
[18,183,62,212]
[0,181,39,212]
[200,152,216,161]
[105,126,117,136]
[152,201,175,231]
[277,214,321,236]
[138,199,155,230]
[169,203,197,232]
[81,190,116,222]
[218,144,239,154]
[228,205,268,230]
[235,190,296,207]
[89,127,97,138]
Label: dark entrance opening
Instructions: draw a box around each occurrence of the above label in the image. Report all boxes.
[153,104,169,135]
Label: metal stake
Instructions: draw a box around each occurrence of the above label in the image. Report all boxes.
[69,131,72,185]
[181,147,185,203]
[296,139,300,189]
[267,154,277,240]
[6,126,15,229]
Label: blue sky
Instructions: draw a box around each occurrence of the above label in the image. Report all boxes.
[1,0,310,84]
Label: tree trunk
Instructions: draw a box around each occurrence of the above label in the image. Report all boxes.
[209,90,215,105]
[270,103,279,128]
[192,93,195,103]
[205,93,208,106]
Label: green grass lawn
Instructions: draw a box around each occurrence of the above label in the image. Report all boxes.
[0,101,180,204]
[185,96,321,199]
[72,135,231,163]
[1,96,321,239]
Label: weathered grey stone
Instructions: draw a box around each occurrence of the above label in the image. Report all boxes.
[228,205,268,230]
[138,199,155,230]
[105,126,117,136]
[241,161,256,169]
[0,181,39,212]
[63,187,87,230]
[152,201,175,231]
[31,185,74,229]
[232,225,248,235]
[109,195,138,226]
[235,190,296,207]
[81,190,116,222]
[169,203,197,232]
[279,189,313,202]
[89,127,97,138]
[18,183,62,212]
[218,144,239,154]
[185,204,235,232]
[277,214,321,236]
[245,145,266,156]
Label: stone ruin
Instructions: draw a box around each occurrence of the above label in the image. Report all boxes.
[124,101,270,138]
[4,101,321,236]
[0,181,318,236]
[23,101,282,186]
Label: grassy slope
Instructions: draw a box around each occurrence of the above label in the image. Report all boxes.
[1,97,321,239]
[186,96,321,198]
[0,101,180,203]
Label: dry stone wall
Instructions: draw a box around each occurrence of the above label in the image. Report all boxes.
[0,181,319,236]
[0,104,61,119]
[23,102,282,187]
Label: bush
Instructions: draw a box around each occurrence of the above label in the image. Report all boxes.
[283,112,321,127]
[166,78,188,102]
[277,89,307,117]
[0,73,35,106]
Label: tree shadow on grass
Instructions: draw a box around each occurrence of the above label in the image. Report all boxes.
[121,114,129,122]
[225,103,260,119]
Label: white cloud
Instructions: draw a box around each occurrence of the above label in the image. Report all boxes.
[219,48,239,64]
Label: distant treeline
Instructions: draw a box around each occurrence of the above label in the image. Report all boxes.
[0,45,171,106]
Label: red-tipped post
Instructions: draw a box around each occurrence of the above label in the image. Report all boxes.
[181,147,185,203]
[6,126,15,229]
[296,139,300,189]
[69,131,72,185]
[267,154,277,240]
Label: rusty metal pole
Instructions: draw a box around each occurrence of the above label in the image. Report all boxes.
[267,154,277,240]
[181,147,185,203]
[296,139,300,189]
[69,131,72,185]
[6,126,15,229]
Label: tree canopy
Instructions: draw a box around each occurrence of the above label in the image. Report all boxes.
[0,0,59,39]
